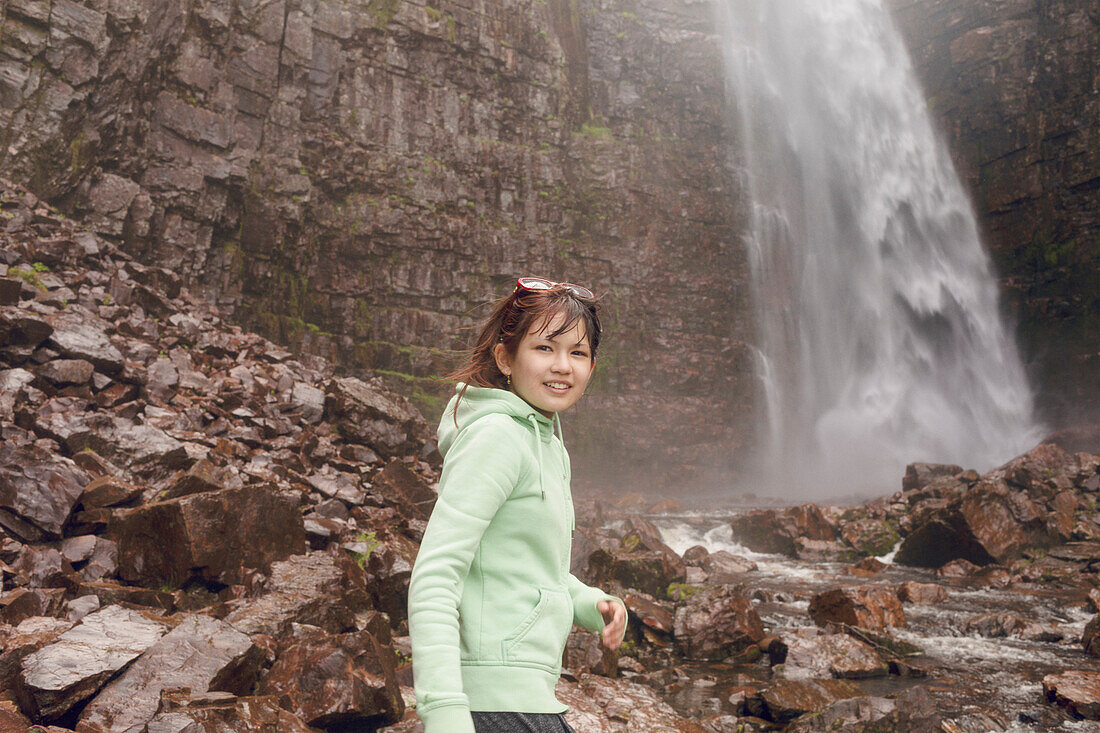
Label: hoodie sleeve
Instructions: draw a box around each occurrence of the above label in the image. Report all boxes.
[408,415,524,733]
[566,572,626,642]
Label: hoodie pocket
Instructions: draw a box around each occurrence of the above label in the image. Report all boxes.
[501,587,572,671]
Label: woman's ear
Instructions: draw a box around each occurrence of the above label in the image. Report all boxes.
[492,342,511,377]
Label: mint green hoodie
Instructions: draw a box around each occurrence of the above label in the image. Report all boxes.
[408,384,622,733]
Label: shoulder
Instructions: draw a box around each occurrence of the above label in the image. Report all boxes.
[444,413,531,466]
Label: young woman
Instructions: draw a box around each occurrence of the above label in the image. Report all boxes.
[408,276,627,733]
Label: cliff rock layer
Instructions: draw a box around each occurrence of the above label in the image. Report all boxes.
[888,0,1100,425]
[0,0,755,491]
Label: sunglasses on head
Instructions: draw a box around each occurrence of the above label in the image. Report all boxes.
[513,276,595,301]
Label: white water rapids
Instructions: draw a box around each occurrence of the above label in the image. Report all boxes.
[716,0,1043,496]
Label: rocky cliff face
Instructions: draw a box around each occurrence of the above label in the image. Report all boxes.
[2,0,1097,492]
[0,0,754,492]
[887,0,1100,426]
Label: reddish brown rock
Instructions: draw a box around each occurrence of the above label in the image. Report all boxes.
[564,628,618,677]
[324,377,430,458]
[14,605,169,722]
[0,442,88,540]
[556,674,699,732]
[896,581,947,605]
[256,625,403,730]
[902,462,964,492]
[225,551,370,636]
[143,692,316,732]
[0,616,73,683]
[1084,614,1100,657]
[752,679,863,724]
[112,484,305,588]
[780,633,888,680]
[75,614,264,733]
[808,586,906,632]
[78,475,143,509]
[673,585,765,660]
[935,558,981,578]
[1043,670,1100,720]
[730,504,837,557]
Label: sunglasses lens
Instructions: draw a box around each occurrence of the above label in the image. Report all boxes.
[565,284,595,300]
[518,277,553,290]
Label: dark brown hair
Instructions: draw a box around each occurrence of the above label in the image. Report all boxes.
[449,284,601,410]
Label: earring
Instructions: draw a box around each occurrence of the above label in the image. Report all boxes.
[506,374,511,387]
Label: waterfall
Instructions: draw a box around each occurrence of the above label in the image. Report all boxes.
[717,0,1043,496]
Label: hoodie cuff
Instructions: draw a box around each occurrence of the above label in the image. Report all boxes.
[419,703,476,733]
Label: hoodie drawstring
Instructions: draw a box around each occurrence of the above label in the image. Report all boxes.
[530,415,546,499]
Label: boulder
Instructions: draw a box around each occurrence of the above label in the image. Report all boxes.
[700,550,757,581]
[808,586,906,631]
[225,551,370,636]
[779,632,888,680]
[45,311,123,374]
[75,614,265,733]
[673,585,765,660]
[323,376,429,457]
[0,616,73,683]
[730,504,837,557]
[256,623,403,730]
[37,358,95,386]
[79,475,143,509]
[784,686,940,733]
[556,674,699,732]
[1043,670,1100,720]
[838,518,900,557]
[62,414,190,474]
[143,692,315,732]
[1083,613,1100,656]
[750,679,862,724]
[587,545,685,599]
[895,581,947,605]
[902,462,964,492]
[0,442,88,540]
[14,605,169,721]
[564,628,618,676]
[113,484,305,588]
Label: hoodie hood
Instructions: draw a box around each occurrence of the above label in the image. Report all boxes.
[438,383,558,458]
[438,383,564,500]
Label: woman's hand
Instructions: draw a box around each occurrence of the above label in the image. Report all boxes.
[597,599,626,650]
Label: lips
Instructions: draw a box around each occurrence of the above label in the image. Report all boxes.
[544,381,571,392]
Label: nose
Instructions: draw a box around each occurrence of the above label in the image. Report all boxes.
[550,349,571,373]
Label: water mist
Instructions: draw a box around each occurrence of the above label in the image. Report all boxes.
[717,0,1043,496]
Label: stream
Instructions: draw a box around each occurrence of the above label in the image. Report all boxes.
[616,508,1100,732]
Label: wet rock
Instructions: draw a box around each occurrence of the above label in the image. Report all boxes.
[839,518,900,557]
[14,605,169,721]
[324,377,429,457]
[64,414,190,474]
[113,484,305,588]
[1083,613,1100,656]
[79,475,143,508]
[45,311,123,375]
[624,593,675,635]
[794,537,859,563]
[225,551,370,635]
[0,588,64,625]
[557,674,699,732]
[564,628,618,676]
[76,581,175,613]
[364,531,419,622]
[673,585,765,660]
[256,624,403,730]
[290,381,325,423]
[934,558,981,578]
[1043,670,1100,720]
[162,459,227,499]
[730,504,837,557]
[0,616,73,683]
[784,686,940,732]
[144,692,316,732]
[37,358,95,386]
[75,614,264,733]
[750,678,862,724]
[0,442,88,539]
[903,462,964,492]
[373,459,438,521]
[896,581,947,605]
[808,586,906,631]
[65,595,101,622]
[779,632,888,680]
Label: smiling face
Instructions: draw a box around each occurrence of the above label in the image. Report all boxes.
[493,311,595,418]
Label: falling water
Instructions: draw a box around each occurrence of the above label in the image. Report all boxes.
[717,0,1043,496]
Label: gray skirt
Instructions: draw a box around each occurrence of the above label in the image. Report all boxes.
[471,712,577,733]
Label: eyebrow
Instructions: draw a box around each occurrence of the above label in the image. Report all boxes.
[533,333,590,348]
